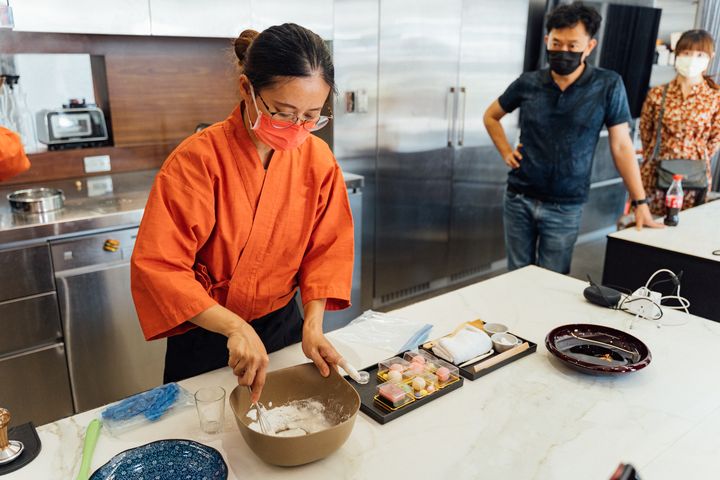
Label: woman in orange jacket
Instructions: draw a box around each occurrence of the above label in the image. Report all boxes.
[131,24,354,402]
[0,126,30,181]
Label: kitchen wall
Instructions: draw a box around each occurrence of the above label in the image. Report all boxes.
[650,0,700,86]
[0,31,239,185]
[656,0,699,43]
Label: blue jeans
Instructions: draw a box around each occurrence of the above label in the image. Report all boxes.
[503,189,584,274]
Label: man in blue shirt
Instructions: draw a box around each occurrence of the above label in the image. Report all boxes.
[483,1,662,274]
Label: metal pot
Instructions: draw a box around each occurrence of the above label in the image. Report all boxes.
[7,188,65,214]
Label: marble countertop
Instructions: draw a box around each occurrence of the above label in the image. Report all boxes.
[6,266,720,479]
[608,200,720,262]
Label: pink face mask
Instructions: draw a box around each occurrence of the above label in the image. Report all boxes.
[247,85,311,151]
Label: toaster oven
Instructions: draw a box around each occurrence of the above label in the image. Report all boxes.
[36,106,109,150]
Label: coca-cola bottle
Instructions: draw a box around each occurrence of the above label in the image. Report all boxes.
[664,174,684,226]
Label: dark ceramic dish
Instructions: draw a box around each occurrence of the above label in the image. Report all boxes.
[90,439,228,480]
[545,324,651,375]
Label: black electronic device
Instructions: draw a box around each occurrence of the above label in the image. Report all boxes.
[583,276,622,308]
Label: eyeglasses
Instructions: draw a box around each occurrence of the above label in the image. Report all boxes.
[256,93,332,132]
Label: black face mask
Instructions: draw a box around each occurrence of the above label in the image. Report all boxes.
[546,50,584,76]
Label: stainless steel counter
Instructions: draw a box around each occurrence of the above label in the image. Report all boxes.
[0,169,365,247]
[0,170,155,246]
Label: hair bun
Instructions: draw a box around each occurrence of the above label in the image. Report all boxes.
[234,29,259,66]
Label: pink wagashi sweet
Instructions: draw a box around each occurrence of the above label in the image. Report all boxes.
[411,377,426,391]
[379,383,405,403]
[436,366,450,382]
[389,363,405,372]
[411,355,426,365]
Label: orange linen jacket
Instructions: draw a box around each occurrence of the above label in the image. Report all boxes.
[0,127,30,181]
[131,106,354,340]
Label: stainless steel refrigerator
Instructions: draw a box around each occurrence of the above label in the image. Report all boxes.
[369,0,529,306]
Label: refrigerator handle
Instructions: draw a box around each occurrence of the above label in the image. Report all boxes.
[447,86,457,147]
[458,86,467,147]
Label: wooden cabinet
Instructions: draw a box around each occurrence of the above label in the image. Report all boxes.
[12,0,152,35]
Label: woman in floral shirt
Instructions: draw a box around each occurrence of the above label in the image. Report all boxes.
[639,29,720,216]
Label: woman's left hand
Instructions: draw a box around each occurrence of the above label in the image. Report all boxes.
[302,328,342,377]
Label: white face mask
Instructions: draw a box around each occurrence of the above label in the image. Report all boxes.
[675,56,710,79]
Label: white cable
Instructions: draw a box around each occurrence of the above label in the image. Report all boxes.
[660,295,690,312]
[658,295,691,326]
[617,268,691,328]
[644,268,679,290]
[628,310,642,330]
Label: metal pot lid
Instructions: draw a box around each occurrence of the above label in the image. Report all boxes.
[8,187,65,214]
[7,187,64,202]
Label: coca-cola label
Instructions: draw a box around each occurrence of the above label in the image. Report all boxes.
[666,194,683,209]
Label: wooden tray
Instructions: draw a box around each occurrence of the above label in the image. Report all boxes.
[346,358,464,425]
[420,333,537,380]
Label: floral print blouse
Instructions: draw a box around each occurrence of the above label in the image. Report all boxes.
[639,79,720,215]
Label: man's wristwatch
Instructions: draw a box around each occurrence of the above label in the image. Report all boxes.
[631,198,649,207]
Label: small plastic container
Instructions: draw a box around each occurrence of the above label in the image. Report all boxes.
[403,350,435,366]
[410,373,439,399]
[398,382,413,395]
[427,357,460,387]
[376,382,413,409]
[402,362,427,380]
[403,351,459,387]
[402,351,436,377]
[377,357,410,383]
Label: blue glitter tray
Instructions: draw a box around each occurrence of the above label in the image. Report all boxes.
[90,439,228,480]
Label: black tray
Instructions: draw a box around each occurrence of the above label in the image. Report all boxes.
[0,422,42,476]
[420,333,537,380]
[346,358,464,425]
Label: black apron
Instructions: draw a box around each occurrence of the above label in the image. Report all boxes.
[163,299,303,383]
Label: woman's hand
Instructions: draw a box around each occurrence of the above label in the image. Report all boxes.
[227,322,269,402]
[302,328,342,377]
[189,305,269,403]
[301,298,341,377]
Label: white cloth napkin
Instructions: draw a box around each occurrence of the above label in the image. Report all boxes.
[432,325,493,364]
